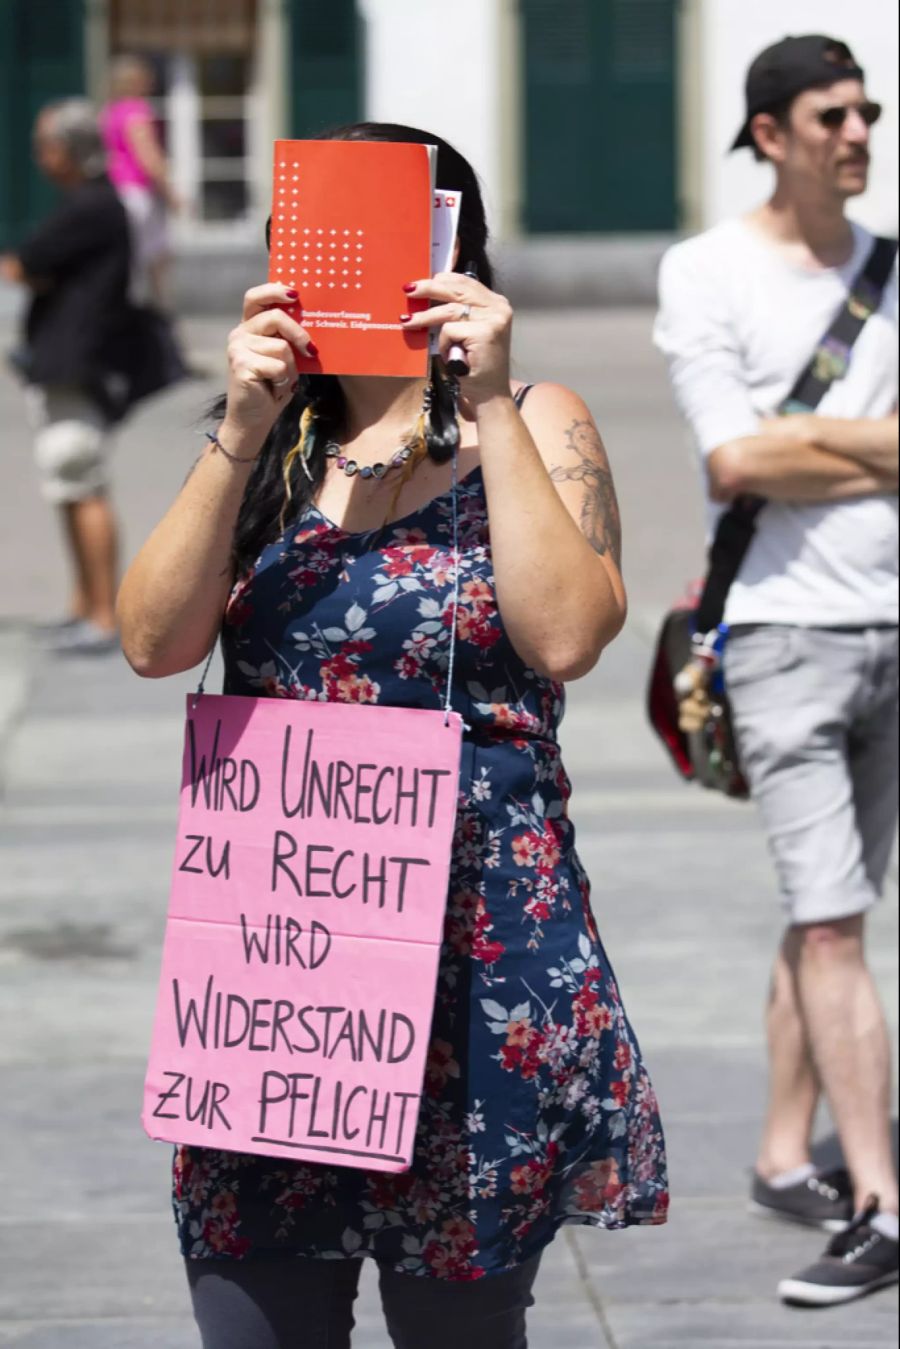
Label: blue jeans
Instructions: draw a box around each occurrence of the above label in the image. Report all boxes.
[186,1254,542,1349]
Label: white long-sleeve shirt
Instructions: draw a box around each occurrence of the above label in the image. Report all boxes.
[655,219,898,628]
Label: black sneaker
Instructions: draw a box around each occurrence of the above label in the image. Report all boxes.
[750,1168,854,1233]
[778,1199,900,1307]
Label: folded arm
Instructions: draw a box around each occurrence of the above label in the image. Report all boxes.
[655,246,898,507]
[707,432,891,504]
[761,413,899,485]
[710,413,899,503]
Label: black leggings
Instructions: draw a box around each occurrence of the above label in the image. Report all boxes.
[186,1254,542,1349]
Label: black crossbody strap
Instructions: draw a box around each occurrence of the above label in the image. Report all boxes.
[694,495,766,636]
[694,236,898,637]
[786,236,898,413]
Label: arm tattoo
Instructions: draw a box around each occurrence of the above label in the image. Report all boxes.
[549,419,622,566]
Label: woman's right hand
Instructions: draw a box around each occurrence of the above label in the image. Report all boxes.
[220,284,318,446]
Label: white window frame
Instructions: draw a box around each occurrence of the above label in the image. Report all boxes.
[88,0,289,250]
[168,51,257,245]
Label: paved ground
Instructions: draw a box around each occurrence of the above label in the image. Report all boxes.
[0,306,897,1348]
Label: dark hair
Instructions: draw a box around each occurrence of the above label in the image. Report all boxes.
[750,97,799,162]
[226,122,494,574]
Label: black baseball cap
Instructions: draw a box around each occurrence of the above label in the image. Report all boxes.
[732,35,865,151]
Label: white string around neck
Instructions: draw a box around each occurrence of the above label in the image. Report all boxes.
[443,440,462,726]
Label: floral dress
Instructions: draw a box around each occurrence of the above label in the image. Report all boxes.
[173,452,669,1280]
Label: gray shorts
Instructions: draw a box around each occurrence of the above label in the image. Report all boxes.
[724,625,899,926]
[26,385,112,504]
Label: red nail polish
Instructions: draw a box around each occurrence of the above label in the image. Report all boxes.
[307,342,319,357]
[402,284,417,294]
[400,315,412,324]
[285,289,299,300]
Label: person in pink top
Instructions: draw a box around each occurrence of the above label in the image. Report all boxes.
[101,55,179,309]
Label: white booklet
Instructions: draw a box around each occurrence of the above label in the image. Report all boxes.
[430,190,463,355]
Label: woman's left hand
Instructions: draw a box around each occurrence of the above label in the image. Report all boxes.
[400,271,513,405]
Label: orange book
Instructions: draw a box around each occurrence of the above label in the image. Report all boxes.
[269,140,436,378]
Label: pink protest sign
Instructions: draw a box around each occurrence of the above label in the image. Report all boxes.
[144,694,463,1173]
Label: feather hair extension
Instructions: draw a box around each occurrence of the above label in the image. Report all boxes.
[279,403,317,530]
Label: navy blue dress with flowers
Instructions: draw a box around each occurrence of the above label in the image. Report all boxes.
[173,458,669,1280]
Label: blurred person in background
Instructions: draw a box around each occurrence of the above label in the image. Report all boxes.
[655,36,898,1309]
[0,99,133,654]
[101,54,179,309]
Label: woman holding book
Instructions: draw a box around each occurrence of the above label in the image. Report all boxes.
[118,124,667,1349]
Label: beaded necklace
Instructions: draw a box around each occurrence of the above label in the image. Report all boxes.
[320,381,437,482]
[323,441,416,480]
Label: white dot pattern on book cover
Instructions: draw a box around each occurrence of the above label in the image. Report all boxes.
[272,170,366,292]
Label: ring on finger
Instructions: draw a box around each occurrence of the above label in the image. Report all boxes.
[459,304,472,321]
[273,376,291,389]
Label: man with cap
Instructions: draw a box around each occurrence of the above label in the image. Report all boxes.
[655,36,898,1307]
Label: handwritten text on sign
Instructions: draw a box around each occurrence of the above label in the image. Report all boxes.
[143,695,463,1172]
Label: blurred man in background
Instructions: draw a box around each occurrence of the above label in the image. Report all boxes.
[655,35,899,1308]
[0,100,130,653]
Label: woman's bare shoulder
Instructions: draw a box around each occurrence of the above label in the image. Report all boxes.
[513,381,595,425]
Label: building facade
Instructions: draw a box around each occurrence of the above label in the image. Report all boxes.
[1,0,896,258]
[361,0,897,240]
[0,0,361,249]
[685,0,899,236]
[1,0,681,251]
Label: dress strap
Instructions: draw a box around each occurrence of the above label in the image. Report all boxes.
[514,384,535,410]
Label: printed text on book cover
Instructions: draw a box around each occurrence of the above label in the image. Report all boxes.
[269,140,433,378]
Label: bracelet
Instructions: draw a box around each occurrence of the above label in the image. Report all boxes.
[205,430,261,464]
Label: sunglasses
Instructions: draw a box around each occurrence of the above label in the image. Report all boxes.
[817,101,883,131]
